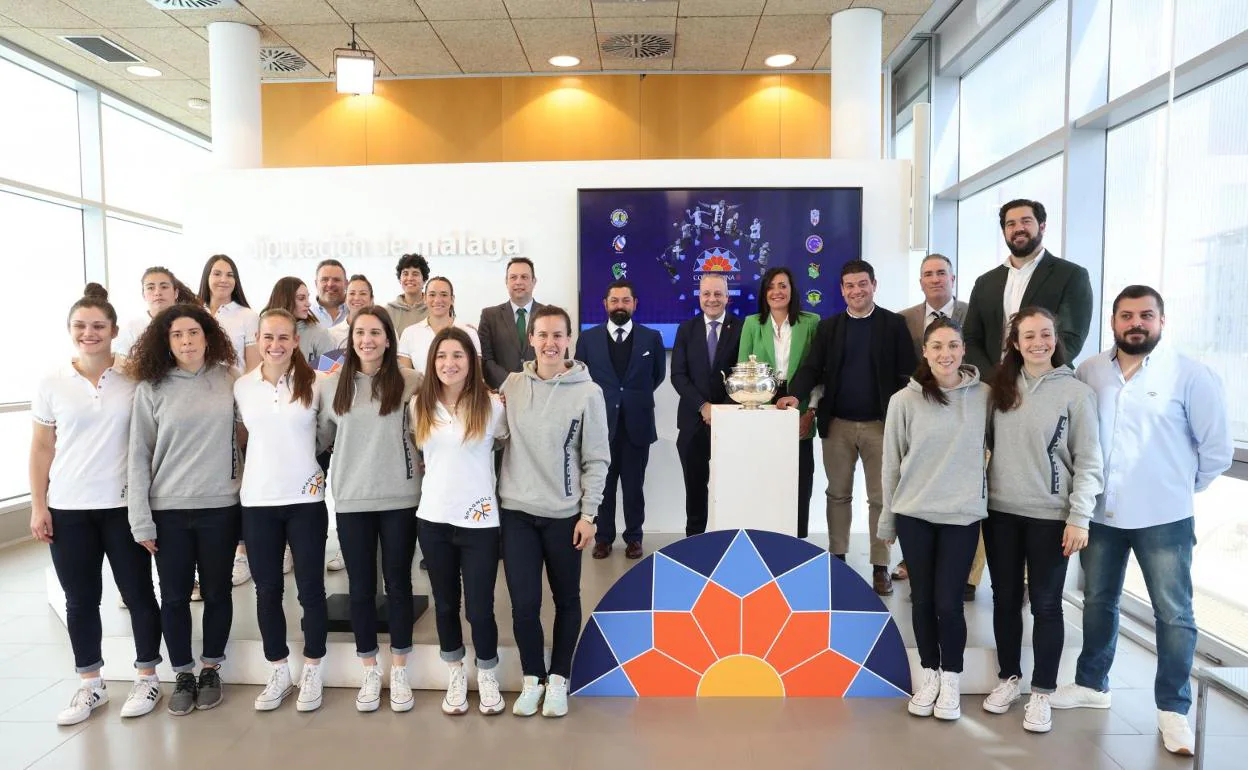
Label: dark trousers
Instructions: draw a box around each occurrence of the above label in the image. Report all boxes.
[418,521,500,668]
[336,508,417,656]
[773,384,815,539]
[677,425,711,536]
[500,509,582,680]
[896,514,981,673]
[242,501,329,662]
[597,418,650,545]
[49,507,162,673]
[153,505,241,672]
[983,510,1069,691]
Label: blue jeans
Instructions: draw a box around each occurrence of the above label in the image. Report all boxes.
[1076,517,1197,713]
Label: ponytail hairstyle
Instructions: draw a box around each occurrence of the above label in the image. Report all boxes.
[913,316,966,406]
[413,326,491,446]
[991,306,1067,413]
[67,282,118,328]
[258,308,317,407]
[198,254,251,309]
[265,277,318,324]
[332,306,406,416]
[125,303,236,385]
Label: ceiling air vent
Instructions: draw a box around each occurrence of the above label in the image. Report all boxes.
[599,33,674,60]
[60,36,143,64]
[145,0,241,10]
[260,47,310,74]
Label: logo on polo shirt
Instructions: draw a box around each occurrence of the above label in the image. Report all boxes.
[303,472,325,496]
[464,497,493,522]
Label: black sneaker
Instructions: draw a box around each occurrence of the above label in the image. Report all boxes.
[196,667,223,710]
[168,672,198,716]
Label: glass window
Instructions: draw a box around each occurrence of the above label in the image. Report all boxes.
[895,121,915,163]
[0,411,34,502]
[955,155,1065,299]
[102,104,209,223]
[1109,0,1248,100]
[0,191,84,405]
[105,217,185,324]
[958,1,1068,179]
[0,57,81,196]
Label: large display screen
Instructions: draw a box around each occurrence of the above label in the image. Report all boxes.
[578,187,863,346]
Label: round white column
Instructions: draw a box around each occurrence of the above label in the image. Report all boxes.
[829,8,883,160]
[207,22,262,169]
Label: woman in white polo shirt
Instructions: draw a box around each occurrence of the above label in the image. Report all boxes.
[30,285,164,726]
[410,326,506,716]
[397,276,480,374]
[197,254,260,374]
[235,309,329,714]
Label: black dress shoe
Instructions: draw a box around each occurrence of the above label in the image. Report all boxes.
[625,542,643,560]
[592,542,612,559]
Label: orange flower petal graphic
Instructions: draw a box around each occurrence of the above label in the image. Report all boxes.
[654,611,718,674]
[742,582,790,658]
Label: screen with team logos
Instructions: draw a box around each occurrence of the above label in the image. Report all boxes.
[577,187,863,347]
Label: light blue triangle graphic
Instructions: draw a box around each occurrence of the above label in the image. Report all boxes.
[653,553,709,612]
[774,552,831,611]
[573,666,637,697]
[829,611,890,665]
[845,666,909,698]
[709,530,773,598]
[594,611,654,665]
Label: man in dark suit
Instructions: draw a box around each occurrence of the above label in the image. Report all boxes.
[577,280,666,560]
[670,273,742,538]
[963,199,1094,378]
[899,253,969,359]
[778,260,916,596]
[478,257,546,389]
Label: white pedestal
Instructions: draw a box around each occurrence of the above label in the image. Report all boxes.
[707,404,799,536]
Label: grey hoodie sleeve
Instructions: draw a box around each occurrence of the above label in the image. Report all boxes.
[315,383,338,455]
[878,393,910,542]
[127,383,158,542]
[1065,389,1104,529]
[578,386,612,517]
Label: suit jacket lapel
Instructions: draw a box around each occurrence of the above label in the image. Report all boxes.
[1020,251,1056,308]
[758,315,777,369]
[622,326,646,383]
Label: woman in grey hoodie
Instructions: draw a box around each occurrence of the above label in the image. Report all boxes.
[126,303,240,716]
[878,317,990,723]
[981,307,1102,733]
[498,305,610,719]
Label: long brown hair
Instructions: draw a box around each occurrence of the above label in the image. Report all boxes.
[197,254,251,308]
[913,316,967,406]
[142,266,201,307]
[124,303,236,385]
[412,327,491,446]
[332,306,406,416]
[265,277,318,325]
[990,306,1067,413]
[258,308,316,407]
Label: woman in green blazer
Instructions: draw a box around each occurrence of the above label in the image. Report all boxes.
[738,266,821,538]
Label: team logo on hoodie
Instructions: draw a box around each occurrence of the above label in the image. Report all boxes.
[562,418,581,497]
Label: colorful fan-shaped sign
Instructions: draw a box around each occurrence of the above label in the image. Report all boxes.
[570,529,912,698]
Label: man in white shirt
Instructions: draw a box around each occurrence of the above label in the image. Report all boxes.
[312,259,348,327]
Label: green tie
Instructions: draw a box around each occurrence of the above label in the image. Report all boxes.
[516,307,527,347]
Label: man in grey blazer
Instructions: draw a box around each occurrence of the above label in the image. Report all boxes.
[478,257,546,389]
[899,253,968,360]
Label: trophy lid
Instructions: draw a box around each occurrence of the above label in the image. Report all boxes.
[732,354,773,375]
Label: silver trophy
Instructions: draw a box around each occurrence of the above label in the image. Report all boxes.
[723,354,778,409]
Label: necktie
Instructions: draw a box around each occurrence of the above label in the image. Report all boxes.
[516,307,527,347]
[931,310,946,320]
[615,328,625,343]
[707,319,720,362]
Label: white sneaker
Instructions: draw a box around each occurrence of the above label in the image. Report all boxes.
[327,550,345,572]
[934,671,961,720]
[908,667,940,717]
[390,666,413,712]
[542,674,569,718]
[477,668,504,715]
[442,663,468,715]
[1023,693,1053,733]
[231,555,252,586]
[254,662,293,711]
[282,546,293,575]
[512,675,544,717]
[296,664,323,712]
[57,681,107,725]
[1158,709,1195,755]
[120,677,161,718]
[983,676,1022,714]
[1049,682,1111,710]
[190,580,202,602]
[356,666,382,712]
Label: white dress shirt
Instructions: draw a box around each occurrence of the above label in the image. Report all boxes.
[607,319,634,343]
[1003,251,1044,323]
[924,299,957,329]
[770,315,792,380]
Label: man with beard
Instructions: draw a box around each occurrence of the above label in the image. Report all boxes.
[312,259,349,327]
[1049,285,1231,757]
[963,200,1093,378]
[575,280,665,559]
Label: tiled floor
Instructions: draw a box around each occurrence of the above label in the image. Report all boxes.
[2,537,1246,770]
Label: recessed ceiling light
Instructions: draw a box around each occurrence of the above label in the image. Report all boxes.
[764,54,797,68]
[187,98,209,110]
[549,55,580,67]
[126,64,162,77]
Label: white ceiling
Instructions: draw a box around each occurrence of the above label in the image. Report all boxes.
[0,0,931,137]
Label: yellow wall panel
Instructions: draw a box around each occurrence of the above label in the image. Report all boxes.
[778,74,831,159]
[364,79,504,165]
[638,74,782,160]
[499,76,641,162]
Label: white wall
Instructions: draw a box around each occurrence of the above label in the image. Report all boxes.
[179,158,911,535]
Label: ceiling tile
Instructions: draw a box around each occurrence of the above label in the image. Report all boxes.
[0,13,15,26]
[680,0,764,15]
[431,19,528,73]
[814,39,829,68]
[0,0,94,28]
[513,17,600,72]
[594,16,675,35]
[270,22,388,76]
[104,78,189,120]
[883,13,920,54]
[239,0,342,25]
[0,27,126,84]
[743,14,827,70]
[61,0,179,27]
[135,77,211,108]
[763,0,852,14]
[591,0,677,18]
[164,5,262,29]
[111,25,210,79]
[28,28,195,80]
[329,0,426,23]
[416,0,507,21]
[354,21,458,74]
[504,0,590,19]
[856,0,931,13]
[602,55,672,71]
[673,15,757,71]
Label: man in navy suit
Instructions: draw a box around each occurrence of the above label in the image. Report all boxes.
[671,273,742,537]
[577,280,666,560]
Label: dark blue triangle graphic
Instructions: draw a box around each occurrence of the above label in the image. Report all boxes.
[862,618,912,696]
[656,529,736,578]
[569,616,620,692]
[829,556,887,612]
[746,529,822,578]
[594,556,655,612]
